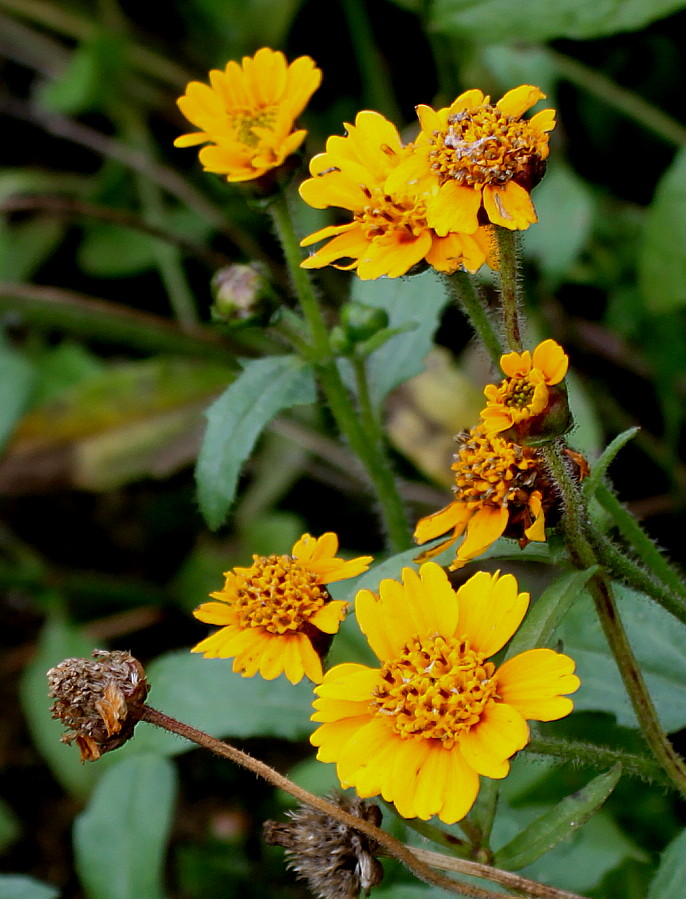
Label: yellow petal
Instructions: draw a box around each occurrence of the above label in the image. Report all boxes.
[458,702,529,778]
[336,717,396,785]
[300,227,371,270]
[483,182,537,230]
[447,89,486,116]
[314,663,381,701]
[455,570,529,657]
[310,716,370,761]
[309,600,348,634]
[525,492,547,542]
[193,601,236,626]
[383,737,432,819]
[496,85,546,118]
[427,181,481,236]
[500,349,531,377]
[453,505,509,568]
[414,500,469,544]
[439,746,481,823]
[356,231,432,280]
[532,339,569,385]
[496,648,580,720]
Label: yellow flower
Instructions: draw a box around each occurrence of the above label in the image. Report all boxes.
[192,533,372,684]
[414,424,551,569]
[299,110,496,280]
[385,86,555,235]
[311,564,579,823]
[174,47,321,182]
[481,339,569,437]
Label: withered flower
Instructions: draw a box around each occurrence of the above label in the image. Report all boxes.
[47,650,149,762]
[264,795,384,899]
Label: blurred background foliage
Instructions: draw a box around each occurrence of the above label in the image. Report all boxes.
[1,0,686,897]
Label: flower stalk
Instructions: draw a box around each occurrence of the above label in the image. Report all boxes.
[444,271,503,366]
[495,227,523,352]
[140,705,521,898]
[542,441,686,799]
[269,190,411,553]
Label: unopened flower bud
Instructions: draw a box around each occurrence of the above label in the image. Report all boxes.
[211,264,273,326]
[339,302,389,343]
[264,795,384,899]
[47,650,149,762]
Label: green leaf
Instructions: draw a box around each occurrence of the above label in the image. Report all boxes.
[556,584,686,731]
[349,270,449,409]
[0,338,34,453]
[0,875,60,899]
[0,216,65,282]
[506,566,599,658]
[638,147,686,313]
[114,651,315,757]
[523,163,595,282]
[428,0,686,43]
[19,610,100,800]
[494,765,621,870]
[195,355,316,529]
[73,755,177,899]
[647,828,686,898]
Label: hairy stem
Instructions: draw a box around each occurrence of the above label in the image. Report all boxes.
[445,272,503,366]
[494,228,523,352]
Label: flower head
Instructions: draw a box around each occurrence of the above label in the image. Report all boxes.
[311,564,579,823]
[299,110,496,280]
[481,339,569,438]
[47,650,149,762]
[264,795,383,899]
[174,47,321,183]
[414,423,553,569]
[192,533,372,684]
[385,86,555,235]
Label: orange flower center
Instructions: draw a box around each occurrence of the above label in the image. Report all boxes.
[372,635,497,748]
[355,186,429,245]
[428,105,544,187]
[452,427,540,509]
[233,554,326,634]
[231,107,279,148]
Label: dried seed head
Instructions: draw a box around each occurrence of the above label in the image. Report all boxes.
[47,650,149,762]
[264,795,384,899]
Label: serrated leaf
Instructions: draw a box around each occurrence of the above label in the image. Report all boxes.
[73,755,177,899]
[647,828,686,898]
[19,612,100,800]
[638,147,686,313]
[0,875,60,899]
[349,270,449,409]
[0,339,34,453]
[195,355,316,529]
[429,0,686,43]
[556,584,686,731]
[494,765,621,870]
[114,651,315,757]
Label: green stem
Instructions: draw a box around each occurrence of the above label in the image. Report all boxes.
[494,228,523,352]
[588,529,686,626]
[269,191,411,553]
[526,734,668,786]
[543,441,686,799]
[443,272,503,366]
[595,483,686,601]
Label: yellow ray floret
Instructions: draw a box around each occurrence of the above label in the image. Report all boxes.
[192,533,372,684]
[175,47,321,182]
[311,563,579,823]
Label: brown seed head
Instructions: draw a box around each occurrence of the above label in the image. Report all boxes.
[264,795,384,899]
[47,650,149,762]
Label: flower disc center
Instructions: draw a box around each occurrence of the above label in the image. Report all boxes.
[504,376,536,409]
[234,555,326,634]
[355,188,428,244]
[429,105,541,187]
[372,635,496,747]
[232,107,279,148]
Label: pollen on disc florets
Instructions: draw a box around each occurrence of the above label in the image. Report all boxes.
[430,105,545,188]
[355,186,429,244]
[452,426,541,509]
[233,554,329,634]
[372,635,497,749]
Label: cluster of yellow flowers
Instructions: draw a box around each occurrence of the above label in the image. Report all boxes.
[177,48,579,825]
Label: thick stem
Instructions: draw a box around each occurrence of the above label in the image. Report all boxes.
[444,272,503,366]
[526,734,668,785]
[269,191,411,553]
[141,705,515,899]
[543,442,686,799]
[494,228,523,352]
